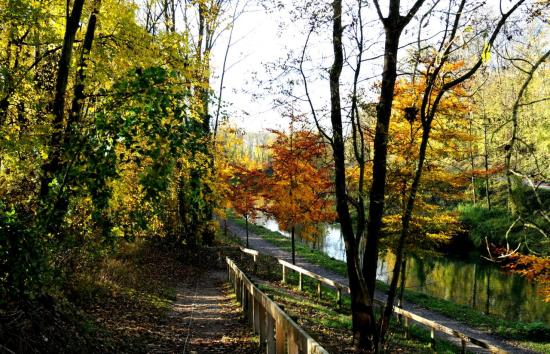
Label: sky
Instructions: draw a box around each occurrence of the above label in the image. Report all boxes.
[135,0,537,134]
[209,2,291,132]
[208,0,388,133]
[207,0,536,134]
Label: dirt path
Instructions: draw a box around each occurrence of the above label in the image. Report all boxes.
[226,220,538,354]
[159,269,260,354]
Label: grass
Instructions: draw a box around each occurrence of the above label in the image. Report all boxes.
[228,215,550,352]
[257,280,466,353]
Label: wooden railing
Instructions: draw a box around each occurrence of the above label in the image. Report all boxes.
[238,246,508,354]
[279,259,346,305]
[239,246,260,274]
[226,257,330,354]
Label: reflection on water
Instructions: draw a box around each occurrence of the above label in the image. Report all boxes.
[255,216,550,324]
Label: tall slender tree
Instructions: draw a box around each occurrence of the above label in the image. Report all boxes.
[320,0,527,350]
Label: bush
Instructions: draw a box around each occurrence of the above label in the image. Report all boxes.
[457,204,512,247]
[0,204,50,302]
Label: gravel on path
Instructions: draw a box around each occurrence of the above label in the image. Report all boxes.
[226,220,538,354]
[166,269,261,354]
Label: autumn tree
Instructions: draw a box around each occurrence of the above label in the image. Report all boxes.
[380,74,472,250]
[285,0,528,350]
[0,0,222,303]
[228,164,263,247]
[264,119,335,264]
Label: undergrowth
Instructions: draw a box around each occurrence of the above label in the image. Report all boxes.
[0,238,209,353]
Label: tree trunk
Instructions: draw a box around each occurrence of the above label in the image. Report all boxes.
[291,225,296,264]
[363,11,404,350]
[38,0,85,232]
[469,113,476,204]
[379,125,431,345]
[398,256,406,309]
[363,11,404,305]
[245,214,249,247]
[483,122,492,210]
[68,0,101,130]
[329,0,376,350]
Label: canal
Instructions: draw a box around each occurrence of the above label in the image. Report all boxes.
[256,217,550,324]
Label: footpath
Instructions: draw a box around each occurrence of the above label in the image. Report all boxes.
[166,269,260,354]
[226,220,537,354]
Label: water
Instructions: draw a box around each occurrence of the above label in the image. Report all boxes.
[255,216,550,324]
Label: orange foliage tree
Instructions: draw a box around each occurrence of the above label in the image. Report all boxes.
[504,252,550,302]
[264,120,335,264]
[228,164,263,247]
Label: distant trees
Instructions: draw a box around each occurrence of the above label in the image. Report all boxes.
[222,117,335,261]
[465,22,549,262]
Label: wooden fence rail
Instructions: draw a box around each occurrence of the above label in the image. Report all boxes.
[226,257,330,354]
[278,259,345,305]
[238,246,508,354]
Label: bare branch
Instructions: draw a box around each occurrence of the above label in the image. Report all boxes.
[371,0,384,22]
[299,24,333,145]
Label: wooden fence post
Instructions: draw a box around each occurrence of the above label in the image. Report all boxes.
[282,265,286,284]
[266,314,276,354]
[275,319,285,354]
[248,292,253,325]
[288,330,299,354]
[242,279,247,313]
[461,338,466,354]
[253,292,261,334]
[299,273,303,291]
[259,304,267,347]
[317,281,321,299]
[430,328,436,352]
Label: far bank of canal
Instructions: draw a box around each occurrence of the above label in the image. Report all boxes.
[255,217,550,325]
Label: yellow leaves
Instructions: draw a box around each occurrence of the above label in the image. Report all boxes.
[378,75,470,247]
[482,42,492,64]
[383,210,461,249]
[39,148,49,160]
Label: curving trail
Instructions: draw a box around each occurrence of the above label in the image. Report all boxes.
[226,220,539,354]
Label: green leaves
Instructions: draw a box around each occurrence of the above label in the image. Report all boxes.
[0,203,50,302]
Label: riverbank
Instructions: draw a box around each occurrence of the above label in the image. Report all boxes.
[226,216,550,353]
[457,204,549,254]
